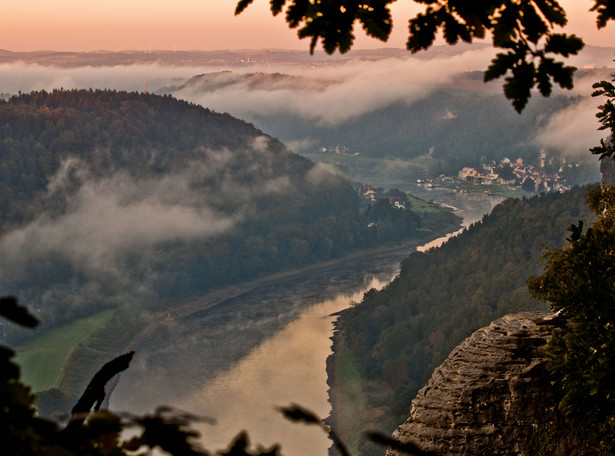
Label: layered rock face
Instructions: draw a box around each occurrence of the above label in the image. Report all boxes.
[388,311,564,456]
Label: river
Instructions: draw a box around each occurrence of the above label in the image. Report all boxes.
[110,188,504,456]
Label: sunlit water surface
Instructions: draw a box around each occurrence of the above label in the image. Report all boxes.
[193,276,389,455]
[111,189,503,456]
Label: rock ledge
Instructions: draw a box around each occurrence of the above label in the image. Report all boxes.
[388,311,562,456]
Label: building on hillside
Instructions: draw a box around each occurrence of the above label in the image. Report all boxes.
[388,196,406,209]
[458,167,478,180]
[481,173,499,185]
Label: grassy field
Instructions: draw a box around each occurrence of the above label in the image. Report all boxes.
[13,296,180,409]
[407,193,445,214]
[439,181,523,198]
[15,309,115,392]
[301,152,433,187]
[54,300,160,396]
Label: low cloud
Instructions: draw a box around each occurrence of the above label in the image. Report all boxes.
[534,72,612,161]
[251,135,271,153]
[284,137,318,152]
[0,62,201,94]
[3,48,605,139]
[534,97,606,160]
[171,47,498,125]
[0,160,238,287]
[1,47,612,132]
[305,163,338,186]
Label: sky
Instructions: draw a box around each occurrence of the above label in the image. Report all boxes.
[1,1,615,52]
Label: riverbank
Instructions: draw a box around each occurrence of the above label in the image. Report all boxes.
[20,217,460,414]
[145,228,461,325]
[325,320,370,456]
[324,191,508,455]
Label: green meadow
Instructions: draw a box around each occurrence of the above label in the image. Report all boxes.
[15,309,115,392]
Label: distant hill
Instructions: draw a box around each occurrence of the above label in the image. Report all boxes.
[159,70,336,94]
[0,89,459,339]
[249,88,575,170]
[0,43,611,69]
[161,69,600,182]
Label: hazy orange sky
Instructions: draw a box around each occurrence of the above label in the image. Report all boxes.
[0,1,614,52]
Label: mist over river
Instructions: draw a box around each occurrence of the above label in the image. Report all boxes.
[110,189,503,456]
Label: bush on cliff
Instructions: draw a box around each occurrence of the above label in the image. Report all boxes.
[528,184,615,454]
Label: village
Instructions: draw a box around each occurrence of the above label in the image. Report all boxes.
[353,153,577,208]
[422,153,576,194]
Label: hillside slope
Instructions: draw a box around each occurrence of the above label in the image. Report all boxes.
[0,88,459,345]
[161,70,599,181]
[328,186,593,455]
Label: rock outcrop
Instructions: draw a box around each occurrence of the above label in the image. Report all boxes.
[388,311,567,456]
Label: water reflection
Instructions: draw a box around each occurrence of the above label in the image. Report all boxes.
[193,277,389,456]
[416,190,504,252]
[112,253,405,413]
[111,190,505,455]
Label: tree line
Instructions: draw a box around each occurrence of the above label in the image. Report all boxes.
[0,89,460,341]
[251,86,585,177]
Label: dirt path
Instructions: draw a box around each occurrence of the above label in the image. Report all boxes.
[150,241,424,324]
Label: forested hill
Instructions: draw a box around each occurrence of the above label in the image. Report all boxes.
[0,89,459,340]
[163,70,592,178]
[0,89,310,228]
[329,186,593,455]
[252,88,575,172]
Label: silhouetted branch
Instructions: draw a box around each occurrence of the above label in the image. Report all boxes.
[217,431,280,456]
[0,296,38,328]
[365,431,438,455]
[126,406,211,456]
[278,404,351,456]
[65,351,135,431]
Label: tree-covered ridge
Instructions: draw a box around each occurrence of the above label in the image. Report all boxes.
[0,89,303,227]
[249,88,578,175]
[330,186,592,452]
[0,89,459,339]
[527,184,615,453]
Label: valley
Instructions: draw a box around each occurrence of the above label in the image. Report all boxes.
[0,89,461,429]
[109,190,501,456]
[5,0,615,454]
[1,38,612,456]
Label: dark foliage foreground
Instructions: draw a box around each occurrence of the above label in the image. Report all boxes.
[1,296,433,456]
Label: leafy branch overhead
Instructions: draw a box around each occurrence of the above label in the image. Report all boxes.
[591,78,615,160]
[236,0,615,112]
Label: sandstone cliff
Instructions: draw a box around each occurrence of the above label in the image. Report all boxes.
[387,311,573,456]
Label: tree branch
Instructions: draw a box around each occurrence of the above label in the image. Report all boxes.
[65,351,135,431]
